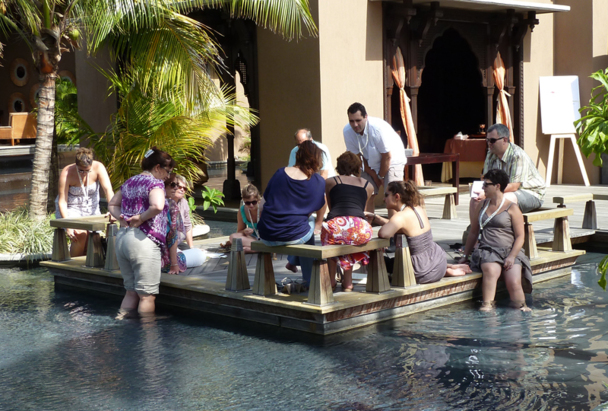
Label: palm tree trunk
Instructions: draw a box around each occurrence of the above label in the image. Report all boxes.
[29,73,57,220]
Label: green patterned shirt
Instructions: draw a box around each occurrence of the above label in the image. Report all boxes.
[482,143,546,200]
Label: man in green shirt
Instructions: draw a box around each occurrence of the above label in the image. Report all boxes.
[476,123,545,213]
[463,123,546,245]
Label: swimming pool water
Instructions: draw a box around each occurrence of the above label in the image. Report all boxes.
[1,253,608,410]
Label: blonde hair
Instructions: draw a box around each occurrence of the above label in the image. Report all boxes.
[166,173,191,190]
[75,148,94,167]
[241,184,259,200]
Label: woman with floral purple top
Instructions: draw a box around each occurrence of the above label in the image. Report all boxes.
[108,147,176,317]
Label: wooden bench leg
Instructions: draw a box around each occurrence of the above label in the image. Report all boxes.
[85,231,105,268]
[104,224,120,271]
[582,200,597,229]
[253,252,277,296]
[442,194,457,220]
[391,234,416,287]
[52,228,70,262]
[524,223,538,259]
[226,238,250,291]
[307,259,334,306]
[366,248,391,293]
[553,216,572,252]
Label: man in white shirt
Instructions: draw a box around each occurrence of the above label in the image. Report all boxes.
[287,128,335,179]
[343,102,407,215]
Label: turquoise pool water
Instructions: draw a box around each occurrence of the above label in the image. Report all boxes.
[1,253,608,410]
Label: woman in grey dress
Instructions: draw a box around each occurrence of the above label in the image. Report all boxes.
[459,169,532,311]
[368,181,470,284]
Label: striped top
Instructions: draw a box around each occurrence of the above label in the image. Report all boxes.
[483,143,546,200]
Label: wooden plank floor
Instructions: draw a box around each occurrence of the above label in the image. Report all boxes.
[189,183,608,290]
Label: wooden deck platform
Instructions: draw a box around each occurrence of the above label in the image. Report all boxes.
[42,184,607,335]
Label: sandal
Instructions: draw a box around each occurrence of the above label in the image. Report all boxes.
[218,242,232,253]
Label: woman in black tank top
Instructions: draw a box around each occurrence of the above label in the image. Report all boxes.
[321,152,374,292]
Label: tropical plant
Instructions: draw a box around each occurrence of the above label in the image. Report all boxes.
[54,78,91,145]
[89,64,259,189]
[575,68,608,166]
[0,0,317,221]
[201,186,225,213]
[0,207,55,258]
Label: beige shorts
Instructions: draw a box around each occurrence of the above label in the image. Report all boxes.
[361,166,405,195]
[115,227,162,295]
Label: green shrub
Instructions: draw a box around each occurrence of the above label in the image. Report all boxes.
[0,208,55,257]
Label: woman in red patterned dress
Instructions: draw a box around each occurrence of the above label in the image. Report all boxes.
[321,152,374,292]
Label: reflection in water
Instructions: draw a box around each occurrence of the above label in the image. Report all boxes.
[2,259,608,410]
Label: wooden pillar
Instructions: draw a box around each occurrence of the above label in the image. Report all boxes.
[52,228,69,262]
[307,260,335,306]
[104,224,120,271]
[85,231,105,268]
[523,223,538,259]
[392,234,416,288]
[253,252,277,296]
[226,238,250,291]
[553,208,572,252]
[582,200,597,230]
[366,249,391,293]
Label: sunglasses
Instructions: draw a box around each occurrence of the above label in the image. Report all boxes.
[244,200,258,206]
[170,182,187,190]
[482,182,496,188]
[486,137,505,144]
[77,168,91,174]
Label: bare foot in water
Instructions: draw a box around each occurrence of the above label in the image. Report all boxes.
[446,264,472,276]
[479,301,494,312]
[511,300,532,312]
[285,262,298,273]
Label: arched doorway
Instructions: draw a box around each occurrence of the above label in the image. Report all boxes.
[417,28,485,181]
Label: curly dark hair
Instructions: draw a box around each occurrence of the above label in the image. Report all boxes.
[483,169,510,193]
[336,151,361,177]
[295,140,322,178]
[387,180,424,208]
[141,146,176,172]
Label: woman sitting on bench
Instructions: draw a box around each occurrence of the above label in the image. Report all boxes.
[257,140,326,288]
[459,169,532,312]
[163,173,206,272]
[322,152,374,292]
[369,181,470,284]
[227,184,263,253]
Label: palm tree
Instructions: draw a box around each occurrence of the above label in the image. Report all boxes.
[90,63,259,189]
[0,0,316,220]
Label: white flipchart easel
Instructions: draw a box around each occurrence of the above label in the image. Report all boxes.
[539,76,590,187]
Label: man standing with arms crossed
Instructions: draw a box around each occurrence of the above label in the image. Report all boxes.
[343,102,407,217]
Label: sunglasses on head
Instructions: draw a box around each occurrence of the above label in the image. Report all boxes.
[244,200,258,206]
[169,182,187,190]
[486,137,505,144]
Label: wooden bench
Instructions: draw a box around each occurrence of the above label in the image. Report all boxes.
[418,186,458,219]
[50,215,119,270]
[225,237,390,306]
[522,207,573,259]
[553,194,608,230]
[0,112,37,146]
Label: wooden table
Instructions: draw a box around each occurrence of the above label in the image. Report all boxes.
[404,153,460,205]
[442,138,487,182]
